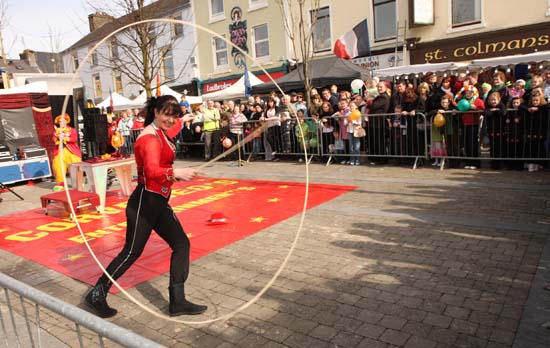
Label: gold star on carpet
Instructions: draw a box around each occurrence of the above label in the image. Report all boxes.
[63,253,85,262]
[267,198,280,203]
[278,185,289,189]
[0,228,7,234]
[249,216,266,223]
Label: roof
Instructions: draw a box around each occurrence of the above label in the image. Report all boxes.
[35,51,64,73]
[2,59,41,74]
[252,56,371,94]
[63,0,190,53]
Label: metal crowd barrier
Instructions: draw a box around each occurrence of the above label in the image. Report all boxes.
[428,107,550,169]
[0,273,164,348]
[82,108,549,171]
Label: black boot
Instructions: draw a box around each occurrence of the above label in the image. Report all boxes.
[168,284,207,316]
[85,283,117,318]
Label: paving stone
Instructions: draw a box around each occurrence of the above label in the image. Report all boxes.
[404,335,437,348]
[379,329,411,346]
[489,328,515,345]
[355,323,385,340]
[309,324,338,342]
[379,315,407,330]
[423,313,452,329]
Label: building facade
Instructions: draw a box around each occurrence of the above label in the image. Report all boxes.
[59,0,550,102]
[193,0,288,94]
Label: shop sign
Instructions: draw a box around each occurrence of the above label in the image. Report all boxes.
[352,52,404,71]
[411,22,550,64]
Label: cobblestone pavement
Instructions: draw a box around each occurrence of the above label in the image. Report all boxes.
[0,160,549,348]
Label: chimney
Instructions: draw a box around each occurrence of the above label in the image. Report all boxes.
[20,49,37,67]
[88,12,113,32]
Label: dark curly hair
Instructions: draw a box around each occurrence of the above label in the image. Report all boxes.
[144,95,183,126]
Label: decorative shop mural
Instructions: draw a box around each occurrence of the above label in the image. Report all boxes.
[229,6,248,68]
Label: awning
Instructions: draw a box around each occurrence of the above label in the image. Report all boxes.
[469,50,550,68]
[252,56,370,94]
[373,62,470,78]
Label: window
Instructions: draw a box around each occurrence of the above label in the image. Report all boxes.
[113,72,123,94]
[110,40,119,59]
[210,0,224,18]
[249,0,268,10]
[72,54,79,71]
[90,47,98,66]
[311,7,331,53]
[93,74,102,99]
[452,0,481,27]
[161,46,175,80]
[172,14,183,37]
[213,36,228,68]
[253,24,269,59]
[373,0,396,41]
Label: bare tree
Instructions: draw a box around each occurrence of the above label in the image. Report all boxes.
[0,0,9,66]
[47,24,64,73]
[275,0,321,107]
[84,0,194,98]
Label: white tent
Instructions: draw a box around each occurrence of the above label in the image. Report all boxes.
[97,92,134,109]
[469,50,550,68]
[11,73,83,96]
[201,71,263,100]
[131,85,202,106]
[0,81,48,95]
[373,62,470,78]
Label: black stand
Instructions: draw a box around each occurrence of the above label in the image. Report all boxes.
[0,182,24,201]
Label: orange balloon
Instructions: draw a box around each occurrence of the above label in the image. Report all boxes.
[222,137,233,149]
[434,113,446,127]
[349,110,361,121]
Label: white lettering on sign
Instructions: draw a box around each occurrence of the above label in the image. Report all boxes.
[205,81,234,93]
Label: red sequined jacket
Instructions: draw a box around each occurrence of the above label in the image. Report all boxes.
[134,128,175,198]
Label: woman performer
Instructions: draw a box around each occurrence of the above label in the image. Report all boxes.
[85,95,207,318]
[52,114,82,187]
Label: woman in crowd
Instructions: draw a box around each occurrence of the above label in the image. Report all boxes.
[458,85,485,169]
[415,82,431,158]
[261,98,281,161]
[482,92,507,169]
[319,102,335,155]
[520,94,549,172]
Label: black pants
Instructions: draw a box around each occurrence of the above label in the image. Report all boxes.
[97,184,190,289]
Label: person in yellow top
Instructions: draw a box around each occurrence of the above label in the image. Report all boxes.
[51,114,82,187]
[202,100,221,160]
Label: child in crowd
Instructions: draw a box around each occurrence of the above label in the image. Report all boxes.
[364,77,379,102]
[294,109,310,162]
[331,130,345,164]
[389,104,407,157]
[509,79,526,99]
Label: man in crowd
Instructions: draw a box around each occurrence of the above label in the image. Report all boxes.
[202,99,221,161]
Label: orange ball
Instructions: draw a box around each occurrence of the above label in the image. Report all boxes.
[222,137,233,149]
[434,113,446,127]
[349,109,361,121]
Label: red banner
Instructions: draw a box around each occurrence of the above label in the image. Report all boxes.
[0,178,355,291]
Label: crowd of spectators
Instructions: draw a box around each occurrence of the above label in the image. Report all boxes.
[97,66,550,171]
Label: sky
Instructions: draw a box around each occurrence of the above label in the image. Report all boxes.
[3,0,90,59]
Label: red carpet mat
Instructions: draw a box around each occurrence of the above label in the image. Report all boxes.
[0,178,355,291]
